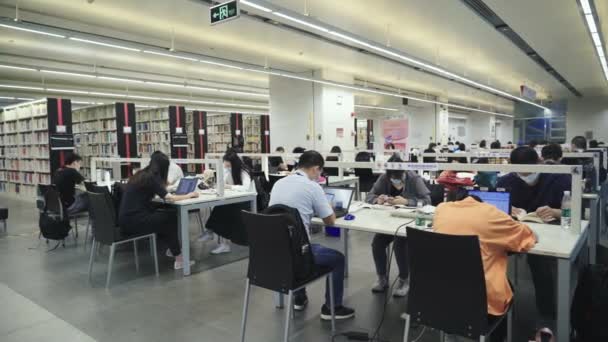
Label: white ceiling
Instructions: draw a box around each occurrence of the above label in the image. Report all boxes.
[0,0,605,112]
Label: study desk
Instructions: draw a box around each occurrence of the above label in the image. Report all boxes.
[154,190,257,276]
[312,205,589,342]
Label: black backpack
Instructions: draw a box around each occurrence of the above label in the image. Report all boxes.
[263,204,315,281]
[571,264,608,341]
[252,175,270,212]
[38,186,72,241]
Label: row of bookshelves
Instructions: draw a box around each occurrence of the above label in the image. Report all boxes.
[0,132,49,146]
[1,101,47,121]
[0,117,48,133]
[1,146,50,159]
[0,182,38,197]
[0,159,51,173]
[0,171,51,184]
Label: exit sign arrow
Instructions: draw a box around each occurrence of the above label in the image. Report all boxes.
[210,0,240,26]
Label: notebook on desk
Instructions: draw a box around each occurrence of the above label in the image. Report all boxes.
[173,178,198,195]
[324,187,354,218]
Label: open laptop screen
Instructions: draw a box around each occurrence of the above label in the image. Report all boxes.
[468,189,511,215]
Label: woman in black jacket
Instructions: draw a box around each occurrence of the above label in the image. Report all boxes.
[118,151,198,270]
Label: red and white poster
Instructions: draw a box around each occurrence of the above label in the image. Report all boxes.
[382,119,409,150]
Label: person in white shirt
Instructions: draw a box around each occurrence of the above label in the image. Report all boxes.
[166,160,184,191]
[205,150,257,254]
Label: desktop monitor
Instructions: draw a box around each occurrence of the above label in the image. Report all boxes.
[468,189,511,215]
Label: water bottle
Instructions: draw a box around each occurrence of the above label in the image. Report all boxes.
[561,191,571,230]
[415,200,425,228]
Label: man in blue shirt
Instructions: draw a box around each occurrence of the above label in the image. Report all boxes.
[269,150,355,320]
[497,146,571,333]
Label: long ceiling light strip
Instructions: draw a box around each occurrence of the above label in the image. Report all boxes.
[0,19,509,114]
[354,104,398,112]
[0,63,269,97]
[579,0,608,81]
[0,83,269,109]
[68,37,141,52]
[0,22,65,38]
[239,0,548,110]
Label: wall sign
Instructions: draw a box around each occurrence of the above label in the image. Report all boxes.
[210,0,240,25]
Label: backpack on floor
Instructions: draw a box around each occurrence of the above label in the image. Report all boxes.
[39,210,71,241]
[263,204,315,281]
[571,264,608,341]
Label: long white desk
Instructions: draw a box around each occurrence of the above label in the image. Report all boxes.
[312,205,589,342]
[154,190,257,276]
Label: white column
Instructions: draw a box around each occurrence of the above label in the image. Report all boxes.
[269,73,315,151]
[436,105,449,145]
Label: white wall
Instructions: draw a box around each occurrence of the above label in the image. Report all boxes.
[269,74,315,151]
[567,97,608,142]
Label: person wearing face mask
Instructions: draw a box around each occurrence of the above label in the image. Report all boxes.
[496,146,571,333]
[269,150,355,320]
[205,150,256,254]
[366,155,431,297]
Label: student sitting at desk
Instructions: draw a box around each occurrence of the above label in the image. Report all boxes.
[118,151,198,270]
[269,146,288,172]
[269,150,355,320]
[496,146,570,333]
[541,144,563,165]
[53,152,88,215]
[366,155,431,297]
[434,189,537,341]
[205,150,256,254]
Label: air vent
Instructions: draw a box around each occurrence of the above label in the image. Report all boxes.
[460,0,582,97]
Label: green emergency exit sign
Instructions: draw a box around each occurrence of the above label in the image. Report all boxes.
[210,0,240,25]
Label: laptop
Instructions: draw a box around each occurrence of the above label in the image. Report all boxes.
[174,178,198,195]
[324,187,354,218]
[467,189,511,215]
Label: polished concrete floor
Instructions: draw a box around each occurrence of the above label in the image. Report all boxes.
[0,194,575,342]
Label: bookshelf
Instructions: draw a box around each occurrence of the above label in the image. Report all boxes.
[207,114,231,153]
[73,104,118,179]
[136,107,170,157]
[243,115,261,153]
[0,99,52,197]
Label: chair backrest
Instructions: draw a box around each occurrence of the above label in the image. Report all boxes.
[90,184,111,195]
[241,211,296,292]
[268,174,284,192]
[84,181,95,192]
[43,186,64,217]
[37,184,54,211]
[406,227,489,337]
[87,192,120,244]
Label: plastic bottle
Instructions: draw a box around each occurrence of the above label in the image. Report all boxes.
[415,200,425,228]
[561,191,571,230]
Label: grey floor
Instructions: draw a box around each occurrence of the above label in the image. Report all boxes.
[0,195,566,342]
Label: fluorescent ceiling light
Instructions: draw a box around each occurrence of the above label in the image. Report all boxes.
[146,81,183,88]
[189,86,219,92]
[585,14,598,33]
[200,60,244,70]
[328,31,373,48]
[143,50,198,62]
[219,89,269,97]
[126,95,160,100]
[0,84,43,90]
[0,64,36,71]
[598,46,605,57]
[68,37,141,52]
[581,0,592,14]
[240,0,273,12]
[190,100,215,104]
[281,74,312,81]
[41,70,96,78]
[0,23,66,38]
[355,104,398,112]
[592,32,602,46]
[89,92,126,97]
[273,12,329,33]
[46,88,89,94]
[98,76,144,83]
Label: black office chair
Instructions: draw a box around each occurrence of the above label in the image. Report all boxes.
[0,207,7,233]
[403,227,512,342]
[354,152,378,193]
[83,184,111,247]
[239,211,336,342]
[87,192,159,288]
[84,181,96,192]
